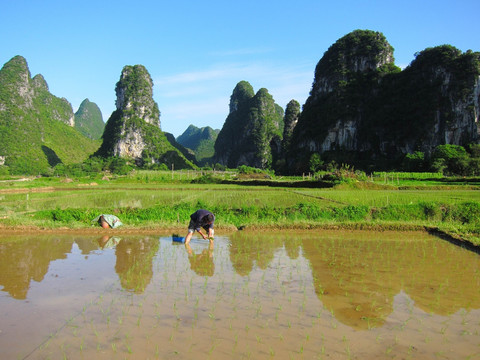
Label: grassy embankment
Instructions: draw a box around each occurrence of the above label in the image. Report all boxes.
[0,170,479,246]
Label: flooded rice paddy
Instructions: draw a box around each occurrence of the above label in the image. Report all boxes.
[0,230,479,359]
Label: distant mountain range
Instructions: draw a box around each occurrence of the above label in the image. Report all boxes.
[0,57,198,174]
[211,30,480,173]
[1,29,479,175]
[176,125,220,164]
[74,98,105,140]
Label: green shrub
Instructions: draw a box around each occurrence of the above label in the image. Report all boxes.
[190,174,221,184]
[421,201,442,220]
[37,208,94,223]
[293,203,327,220]
[309,153,324,172]
[403,151,426,171]
[431,144,470,175]
[456,202,480,224]
[371,204,424,221]
[334,205,369,221]
[238,165,263,174]
[0,166,10,175]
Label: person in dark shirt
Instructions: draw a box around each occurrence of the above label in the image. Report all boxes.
[185,209,215,245]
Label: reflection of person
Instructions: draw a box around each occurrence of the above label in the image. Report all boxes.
[97,235,121,249]
[185,241,215,276]
[185,209,215,245]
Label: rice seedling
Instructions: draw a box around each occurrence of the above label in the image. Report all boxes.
[3,175,479,245]
[2,229,480,359]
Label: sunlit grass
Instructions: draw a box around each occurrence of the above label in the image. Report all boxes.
[1,172,480,245]
[294,188,480,206]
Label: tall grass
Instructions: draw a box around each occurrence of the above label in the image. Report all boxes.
[33,200,480,235]
[372,171,444,180]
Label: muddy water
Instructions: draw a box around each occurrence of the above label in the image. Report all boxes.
[0,230,479,359]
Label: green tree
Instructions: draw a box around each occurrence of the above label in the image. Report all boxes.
[467,157,480,176]
[403,151,426,171]
[431,144,469,175]
[309,153,324,173]
[468,144,480,158]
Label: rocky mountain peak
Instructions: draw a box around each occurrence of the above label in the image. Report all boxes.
[282,99,300,151]
[176,124,219,163]
[32,74,49,91]
[229,80,255,114]
[215,81,284,169]
[312,30,394,97]
[0,55,74,126]
[5,55,30,78]
[115,64,160,127]
[0,55,34,108]
[95,64,193,169]
[289,30,480,173]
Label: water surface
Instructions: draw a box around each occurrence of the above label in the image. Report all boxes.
[0,230,479,359]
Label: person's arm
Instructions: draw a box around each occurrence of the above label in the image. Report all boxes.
[197,229,208,240]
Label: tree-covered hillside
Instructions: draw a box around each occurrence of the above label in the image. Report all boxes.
[214,81,284,169]
[74,98,105,140]
[289,30,480,173]
[94,64,196,170]
[0,56,100,175]
[176,124,219,163]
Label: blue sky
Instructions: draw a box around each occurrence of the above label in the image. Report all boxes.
[1,0,479,137]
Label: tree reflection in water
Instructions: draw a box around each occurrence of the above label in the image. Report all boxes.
[230,230,480,329]
[185,241,215,277]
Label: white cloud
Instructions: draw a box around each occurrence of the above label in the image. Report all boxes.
[156,61,313,100]
[162,97,229,120]
[156,67,232,86]
[155,60,315,136]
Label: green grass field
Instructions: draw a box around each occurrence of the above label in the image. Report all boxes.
[1,170,479,245]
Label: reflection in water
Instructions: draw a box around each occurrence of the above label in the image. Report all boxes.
[229,232,284,276]
[0,235,159,298]
[0,236,73,299]
[230,231,480,330]
[114,237,159,293]
[97,235,121,249]
[185,241,215,276]
[75,236,102,254]
[301,231,480,329]
[1,231,479,360]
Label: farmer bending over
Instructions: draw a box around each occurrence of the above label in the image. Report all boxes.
[185,209,215,245]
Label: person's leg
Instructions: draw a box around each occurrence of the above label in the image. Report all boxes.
[185,242,193,255]
[185,231,193,244]
[185,219,196,244]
